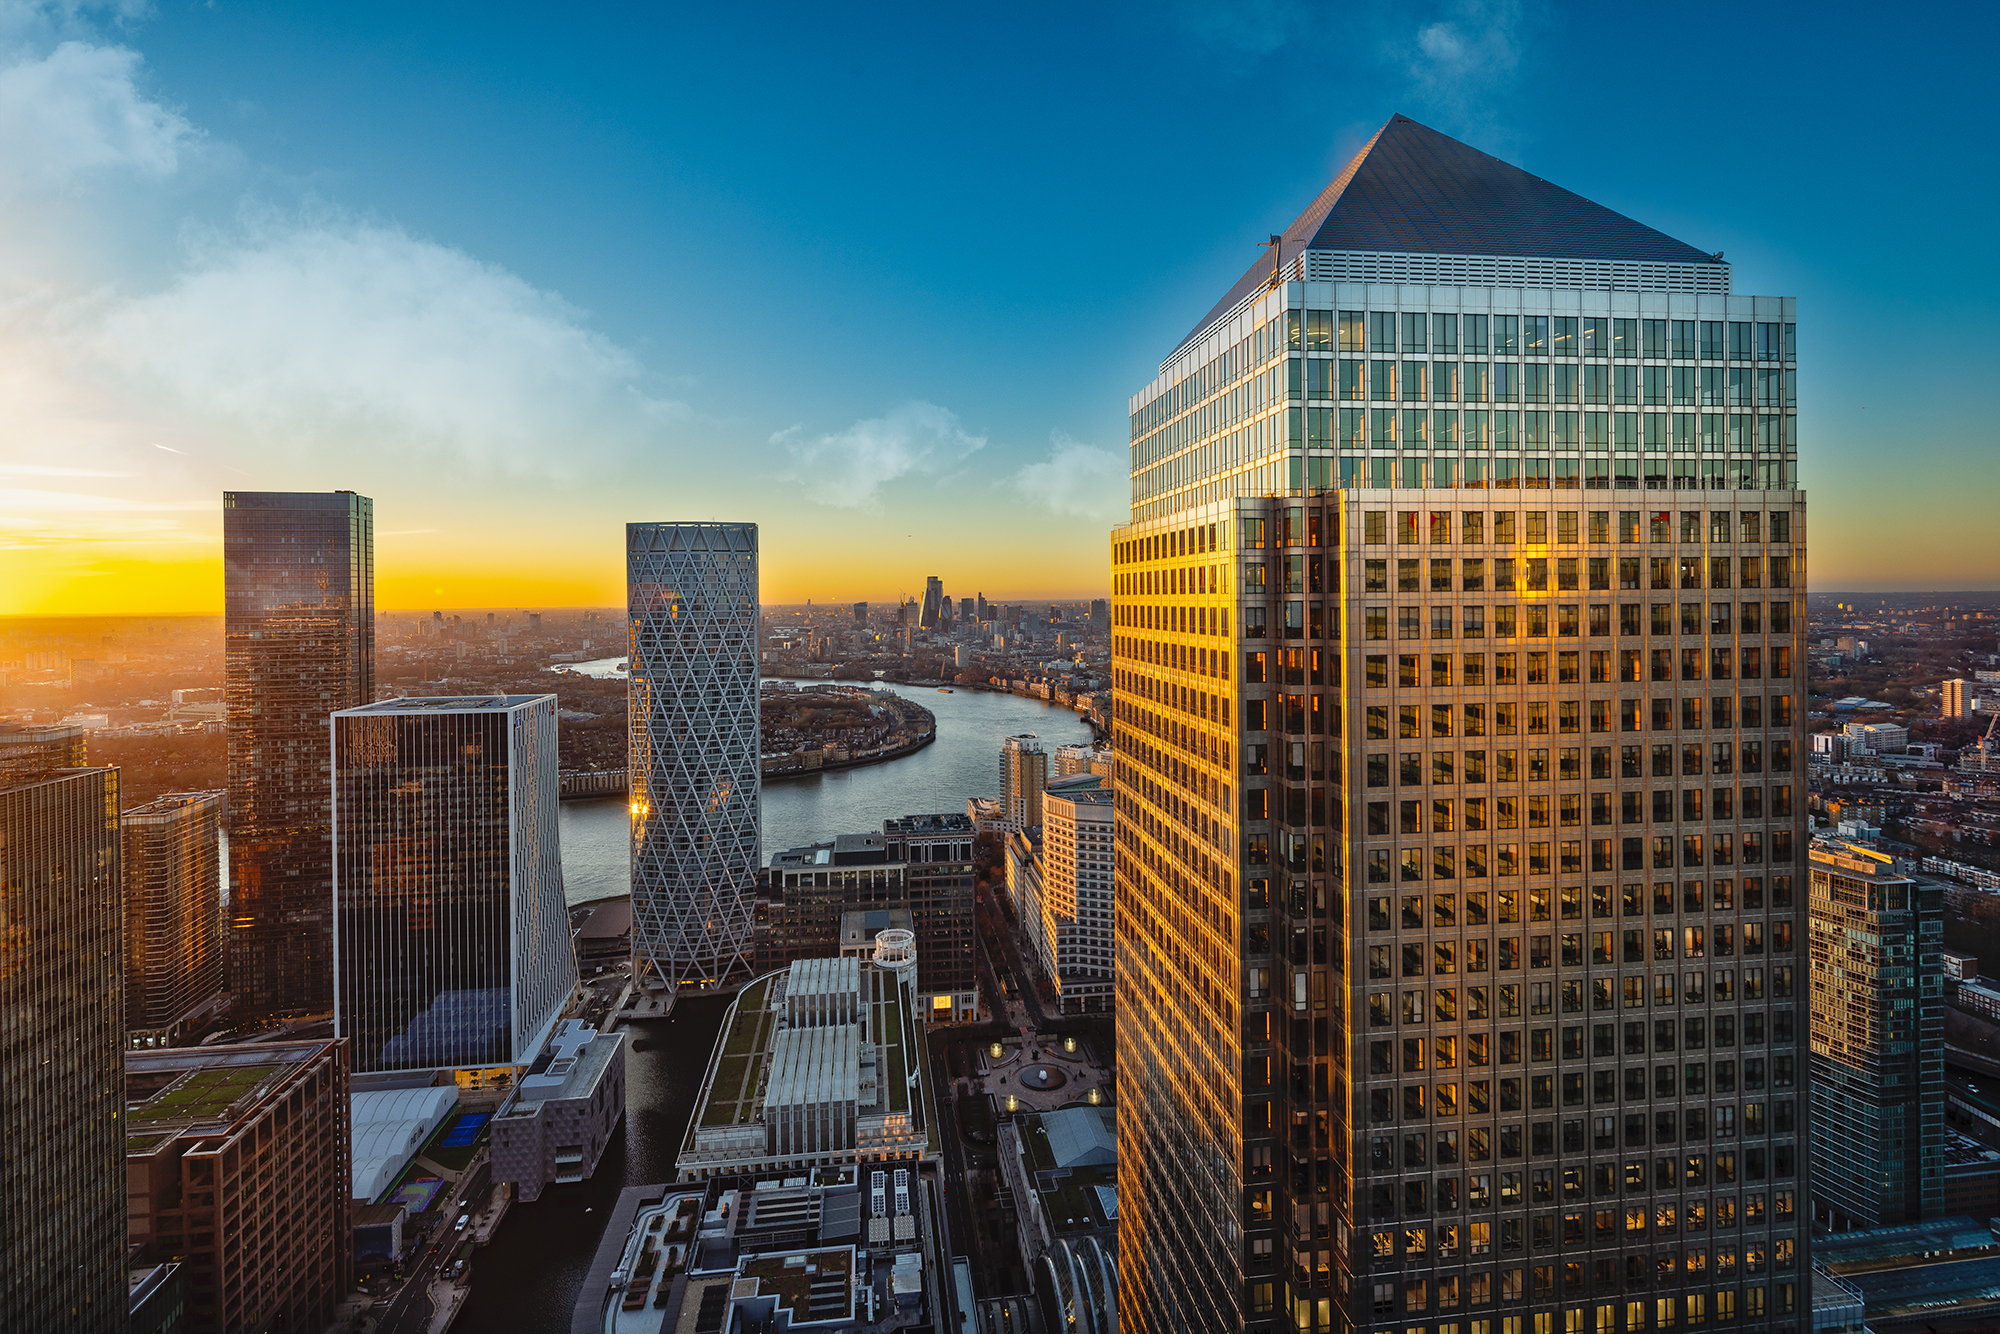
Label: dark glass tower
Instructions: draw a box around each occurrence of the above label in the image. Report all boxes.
[0,759,127,1332]
[1114,116,1809,1334]
[331,695,575,1073]
[224,490,374,1014]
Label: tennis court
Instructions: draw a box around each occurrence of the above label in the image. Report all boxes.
[439,1113,489,1149]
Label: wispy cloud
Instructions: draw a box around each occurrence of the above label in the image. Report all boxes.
[773,402,984,509]
[1387,0,1543,151]
[0,37,196,192]
[82,210,686,478]
[1014,431,1125,523]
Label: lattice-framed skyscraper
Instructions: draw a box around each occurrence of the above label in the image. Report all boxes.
[1113,116,1808,1334]
[628,522,761,992]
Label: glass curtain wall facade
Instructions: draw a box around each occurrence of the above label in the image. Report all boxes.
[0,763,127,1333]
[627,522,761,993]
[1113,116,1809,1334]
[330,695,574,1074]
[123,790,227,1048]
[1805,843,1942,1230]
[224,489,375,1015]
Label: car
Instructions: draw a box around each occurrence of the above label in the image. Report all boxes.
[454,1213,470,1233]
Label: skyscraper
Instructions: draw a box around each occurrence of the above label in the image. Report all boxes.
[1000,733,1049,832]
[854,600,869,627]
[1806,841,1941,1229]
[331,694,575,1074]
[628,522,762,994]
[123,790,228,1048]
[921,575,945,629]
[1112,116,1808,1334]
[1,756,127,1332]
[224,489,375,1015]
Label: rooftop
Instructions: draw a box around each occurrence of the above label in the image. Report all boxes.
[881,812,973,835]
[511,1019,622,1110]
[680,960,930,1175]
[125,1039,341,1150]
[336,693,554,715]
[738,1246,855,1325]
[1177,112,1723,357]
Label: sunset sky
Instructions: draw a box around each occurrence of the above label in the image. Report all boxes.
[2,1,1996,616]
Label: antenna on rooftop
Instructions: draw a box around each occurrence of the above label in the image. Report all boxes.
[1259,233,1284,289]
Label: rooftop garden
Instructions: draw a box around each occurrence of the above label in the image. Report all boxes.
[699,1053,761,1129]
[128,1063,278,1124]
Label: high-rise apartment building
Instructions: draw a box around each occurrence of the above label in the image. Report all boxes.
[331,695,575,1074]
[1035,778,1117,1014]
[1806,841,1942,1229]
[1943,679,1970,718]
[126,1039,352,1333]
[224,489,375,1015]
[1001,733,1049,832]
[1112,116,1808,1334]
[0,758,127,1333]
[628,522,761,993]
[124,790,228,1048]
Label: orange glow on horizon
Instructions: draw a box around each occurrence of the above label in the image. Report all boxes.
[3,537,1114,617]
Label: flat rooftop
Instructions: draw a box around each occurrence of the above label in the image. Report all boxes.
[337,694,554,715]
[126,1040,340,1150]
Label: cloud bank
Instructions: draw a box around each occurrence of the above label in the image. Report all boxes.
[0,38,194,191]
[1014,431,1125,523]
[773,401,985,509]
[0,8,695,559]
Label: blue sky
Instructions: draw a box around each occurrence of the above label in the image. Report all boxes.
[4,0,1997,612]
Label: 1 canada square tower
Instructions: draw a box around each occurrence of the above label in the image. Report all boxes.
[1111,116,1808,1334]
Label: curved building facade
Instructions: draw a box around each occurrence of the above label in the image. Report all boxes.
[627,521,761,992]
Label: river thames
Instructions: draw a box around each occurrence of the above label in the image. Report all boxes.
[457,680,1093,1330]
[553,678,1096,907]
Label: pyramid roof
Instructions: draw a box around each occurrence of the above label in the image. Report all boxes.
[1178,114,1720,355]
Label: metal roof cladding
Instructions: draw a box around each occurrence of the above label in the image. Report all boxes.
[1177,113,1722,356]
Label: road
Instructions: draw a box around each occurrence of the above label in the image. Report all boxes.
[371,1158,492,1334]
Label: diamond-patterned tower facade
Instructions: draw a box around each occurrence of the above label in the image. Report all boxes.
[627,522,761,992]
